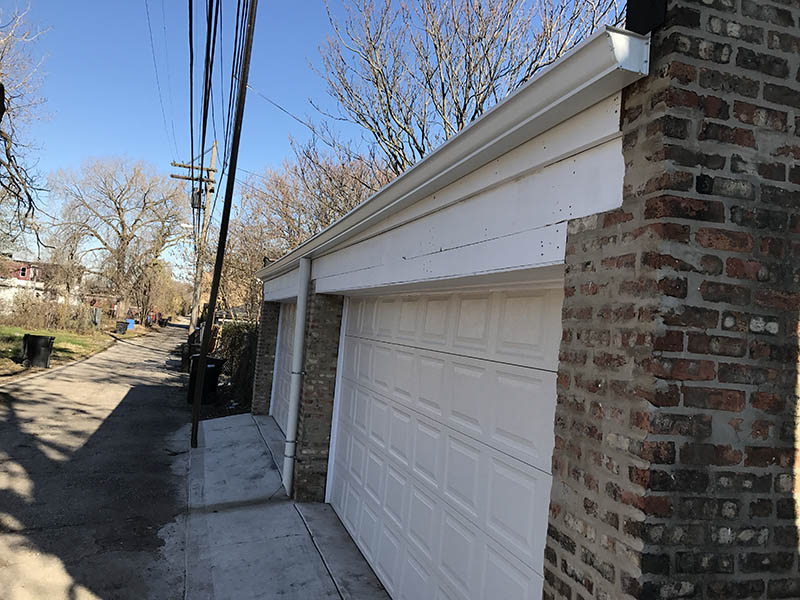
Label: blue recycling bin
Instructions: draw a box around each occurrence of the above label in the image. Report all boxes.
[126,318,135,331]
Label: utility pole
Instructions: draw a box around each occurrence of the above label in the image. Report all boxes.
[191,0,258,447]
[170,140,217,334]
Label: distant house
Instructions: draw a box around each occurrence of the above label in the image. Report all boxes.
[4,258,42,283]
[0,256,48,308]
[0,256,76,309]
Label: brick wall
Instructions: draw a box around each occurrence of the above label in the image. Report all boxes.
[293,287,343,502]
[545,1,800,599]
[251,301,280,415]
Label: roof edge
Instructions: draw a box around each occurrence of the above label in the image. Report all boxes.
[256,26,650,282]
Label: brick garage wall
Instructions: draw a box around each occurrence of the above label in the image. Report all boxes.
[293,286,343,502]
[251,300,280,415]
[545,2,800,599]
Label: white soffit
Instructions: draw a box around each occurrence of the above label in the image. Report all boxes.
[256,26,650,283]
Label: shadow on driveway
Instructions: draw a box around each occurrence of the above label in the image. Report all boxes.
[0,328,190,600]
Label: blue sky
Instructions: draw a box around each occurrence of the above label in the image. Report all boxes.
[22,1,350,199]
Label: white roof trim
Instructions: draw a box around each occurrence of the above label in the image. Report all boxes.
[256,26,650,282]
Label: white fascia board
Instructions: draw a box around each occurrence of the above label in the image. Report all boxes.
[255,26,649,283]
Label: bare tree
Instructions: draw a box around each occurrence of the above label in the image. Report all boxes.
[50,159,187,317]
[239,140,390,254]
[43,227,85,304]
[317,0,623,174]
[130,260,185,322]
[0,6,45,241]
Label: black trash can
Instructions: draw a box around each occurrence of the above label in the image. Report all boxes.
[22,334,55,368]
[187,354,227,404]
[115,321,127,334]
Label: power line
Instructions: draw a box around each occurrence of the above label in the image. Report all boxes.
[191,0,259,447]
[188,0,195,187]
[144,0,178,158]
[246,83,314,131]
[160,0,179,152]
[208,0,246,225]
[196,0,220,209]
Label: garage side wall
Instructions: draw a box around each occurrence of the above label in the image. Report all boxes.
[547,1,800,599]
[252,301,280,415]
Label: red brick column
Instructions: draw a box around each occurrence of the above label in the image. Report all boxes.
[293,286,344,502]
[545,1,800,598]
[251,301,280,415]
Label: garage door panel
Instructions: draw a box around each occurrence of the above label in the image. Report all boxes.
[384,463,409,530]
[412,419,443,491]
[339,408,552,577]
[373,344,395,394]
[358,502,381,561]
[495,291,559,371]
[342,336,358,380]
[332,288,560,600]
[483,542,543,600]
[364,448,386,506]
[397,298,420,341]
[339,379,356,424]
[400,552,430,600]
[443,435,482,521]
[347,290,560,370]
[388,406,413,467]
[422,297,451,346]
[418,354,447,418]
[439,507,481,597]
[393,349,416,401]
[489,368,557,472]
[369,395,390,449]
[408,482,439,561]
[450,361,488,437]
[357,339,372,382]
[360,297,378,336]
[344,340,555,473]
[353,387,370,434]
[453,294,493,353]
[375,523,402,593]
[487,456,550,570]
[349,435,367,485]
[377,296,398,336]
[343,480,362,532]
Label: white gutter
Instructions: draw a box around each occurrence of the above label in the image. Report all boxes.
[282,257,310,494]
[255,26,650,283]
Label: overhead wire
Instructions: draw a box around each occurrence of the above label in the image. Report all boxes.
[196,0,221,250]
[209,0,247,223]
[144,0,179,159]
[160,0,180,155]
[188,0,196,242]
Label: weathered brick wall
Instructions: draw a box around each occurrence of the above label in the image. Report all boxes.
[293,287,343,502]
[546,1,800,598]
[251,301,280,415]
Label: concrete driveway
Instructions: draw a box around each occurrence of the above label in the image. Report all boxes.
[0,324,387,600]
[0,326,189,600]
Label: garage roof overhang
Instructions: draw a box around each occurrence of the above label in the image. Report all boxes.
[255,26,650,283]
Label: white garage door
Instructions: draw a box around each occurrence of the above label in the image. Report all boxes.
[329,288,562,600]
[271,302,296,436]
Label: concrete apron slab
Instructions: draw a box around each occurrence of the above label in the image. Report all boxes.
[187,414,388,600]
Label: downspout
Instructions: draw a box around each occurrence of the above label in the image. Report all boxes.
[282,257,311,494]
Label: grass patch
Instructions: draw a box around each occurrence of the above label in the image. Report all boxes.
[0,325,116,377]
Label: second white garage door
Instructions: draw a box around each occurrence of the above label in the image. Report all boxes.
[328,287,562,600]
[271,301,296,436]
